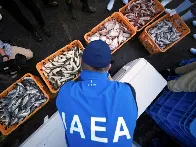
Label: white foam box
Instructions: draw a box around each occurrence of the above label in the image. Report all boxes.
[112,58,167,117]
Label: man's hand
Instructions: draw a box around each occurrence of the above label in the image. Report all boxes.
[3,57,9,62]
[165,8,177,16]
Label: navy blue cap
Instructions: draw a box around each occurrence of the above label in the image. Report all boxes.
[82,40,111,68]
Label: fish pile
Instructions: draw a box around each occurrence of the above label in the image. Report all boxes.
[42,47,83,90]
[148,20,181,50]
[0,77,47,127]
[87,19,132,50]
[123,0,160,30]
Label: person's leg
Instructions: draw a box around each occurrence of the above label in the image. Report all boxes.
[10,46,33,60]
[181,10,195,21]
[175,61,196,75]
[65,0,76,19]
[0,0,42,42]
[20,0,51,37]
[175,0,193,14]
[80,0,96,13]
[167,69,196,92]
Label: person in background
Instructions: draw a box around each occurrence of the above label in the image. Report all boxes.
[65,0,96,19]
[0,40,33,62]
[56,40,138,147]
[42,0,59,7]
[163,0,196,21]
[107,0,128,11]
[0,0,51,42]
[167,61,196,92]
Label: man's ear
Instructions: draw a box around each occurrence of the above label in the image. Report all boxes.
[107,64,111,71]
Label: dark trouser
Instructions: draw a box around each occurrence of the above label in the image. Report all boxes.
[0,0,45,33]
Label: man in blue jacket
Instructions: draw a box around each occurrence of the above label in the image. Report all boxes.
[56,40,138,147]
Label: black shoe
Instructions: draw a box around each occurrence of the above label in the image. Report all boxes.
[69,9,76,19]
[82,5,96,13]
[41,25,51,37]
[48,0,59,7]
[32,31,42,42]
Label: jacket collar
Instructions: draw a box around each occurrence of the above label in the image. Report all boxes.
[80,70,108,80]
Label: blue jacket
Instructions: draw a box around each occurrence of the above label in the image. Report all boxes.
[56,70,138,147]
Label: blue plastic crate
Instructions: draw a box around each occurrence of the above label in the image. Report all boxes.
[157,92,191,146]
[166,93,196,145]
[179,58,196,66]
[184,107,196,140]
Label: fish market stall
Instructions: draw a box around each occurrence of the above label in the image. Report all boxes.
[139,13,190,54]
[20,58,166,147]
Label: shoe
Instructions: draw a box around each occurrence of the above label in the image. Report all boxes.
[32,31,42,42]
[190,48,196,55]
[48,0,59,7]
[192,20,196,27]
[69,8,76,19]
[165,8,176,16]
[0,14,2,21]
[41,25,51,37]
[107,0,115,11]
[122,0,128,4]
[82,5,96,13]
[193,34,196,39]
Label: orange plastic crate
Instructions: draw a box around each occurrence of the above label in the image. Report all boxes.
[84,12,137,54]
[36,40,85,93]
[119,0,165,32]
[0,73,51,135]
[139,13,190,54]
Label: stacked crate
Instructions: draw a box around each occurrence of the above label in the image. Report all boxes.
[147,59,196,146]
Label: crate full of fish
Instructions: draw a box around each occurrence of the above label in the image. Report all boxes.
[84,12,137,54]
[139,13,190,54]
[0,73,50,135]
[36,40,84,93]
[119,0,165,31]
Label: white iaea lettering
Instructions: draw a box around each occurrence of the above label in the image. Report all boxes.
[61,113,131,143]
[113,117,131,142]
[70,115,85,139]
[62,112,67,130]
[91,117,108,143]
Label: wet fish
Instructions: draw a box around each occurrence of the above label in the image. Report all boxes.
[148,20,181,50]
[42,46,83,90]
[0,77,47,127]
[123,0,161,30]
[87,19,132,50]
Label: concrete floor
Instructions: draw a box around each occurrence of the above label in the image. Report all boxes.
[0,0,195,146]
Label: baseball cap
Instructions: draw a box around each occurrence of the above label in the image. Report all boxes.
[82,40,111,68]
